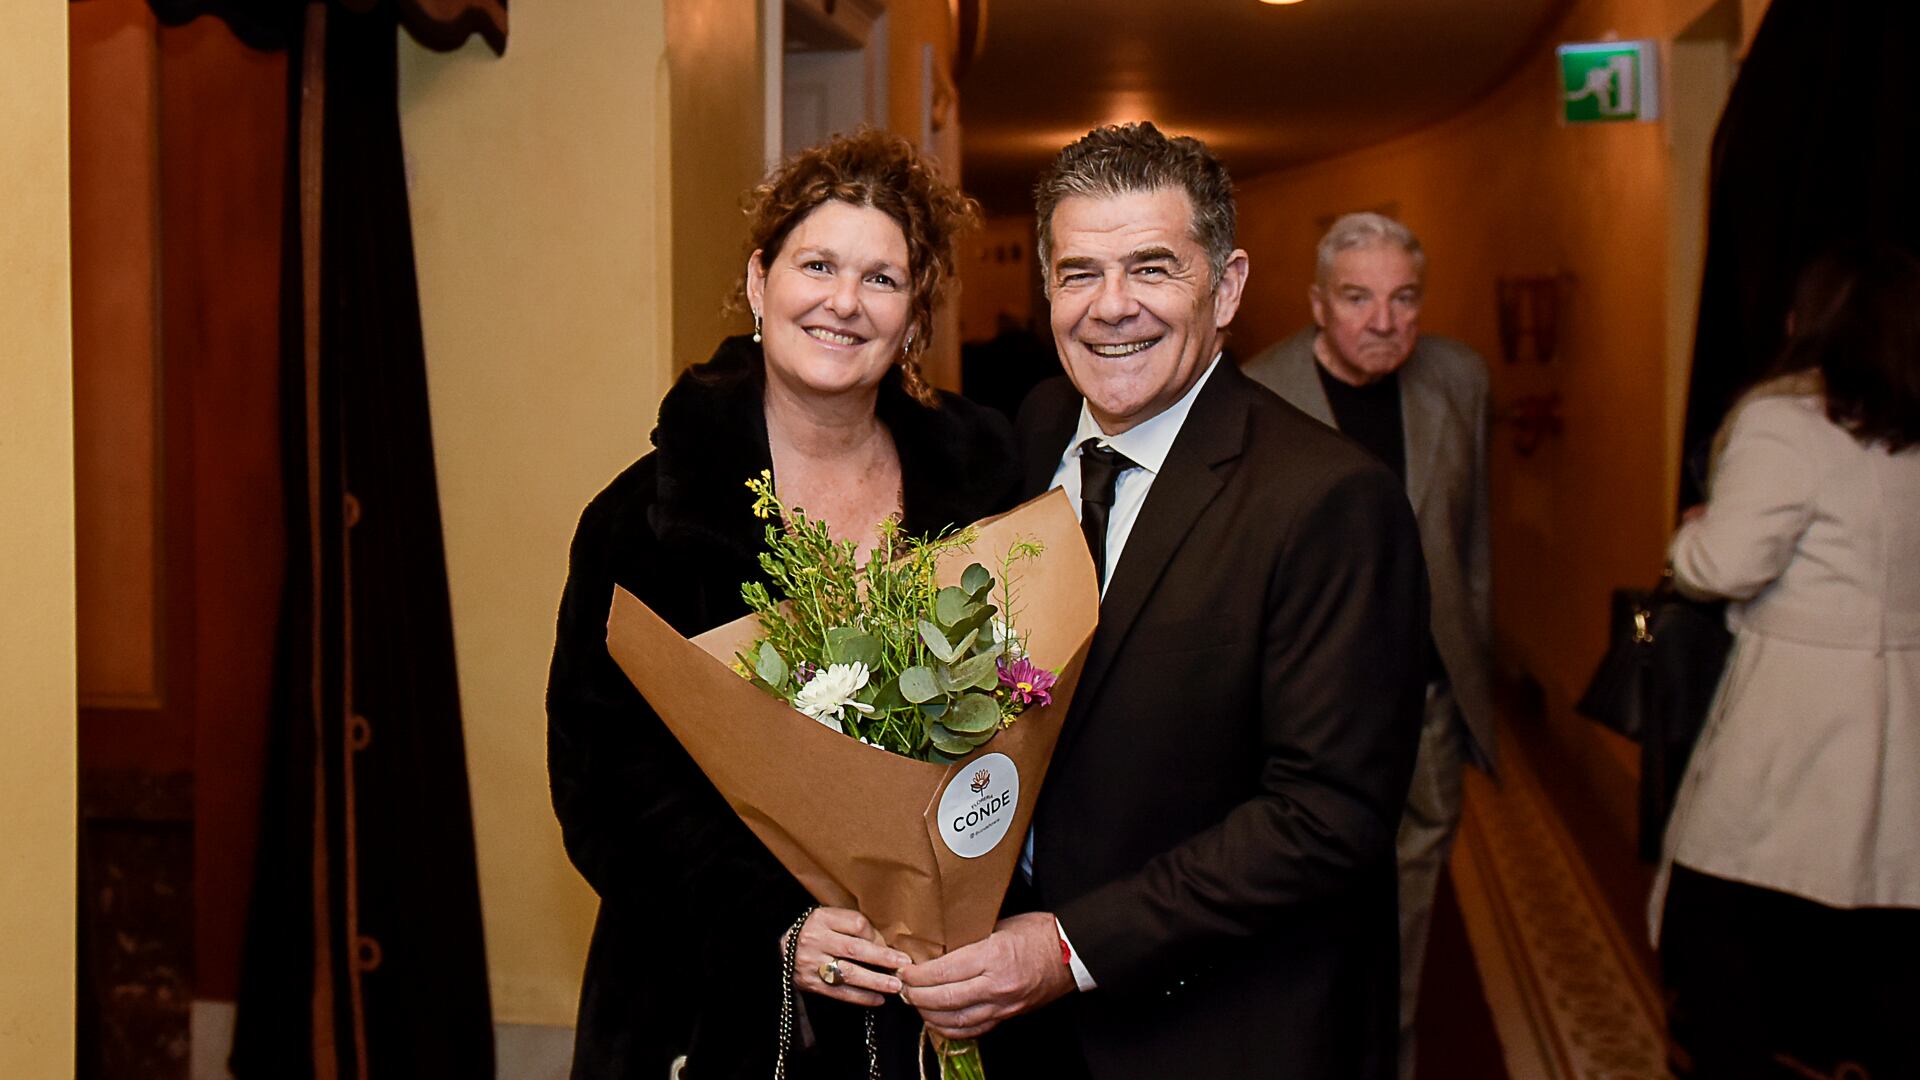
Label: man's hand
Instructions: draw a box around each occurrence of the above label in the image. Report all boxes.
[899,912,1076,1038]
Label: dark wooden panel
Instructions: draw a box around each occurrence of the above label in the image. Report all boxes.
[79,769,194,1080]
[154,12,288,1005]
[70,0,164,711]
[71,0,289,1049]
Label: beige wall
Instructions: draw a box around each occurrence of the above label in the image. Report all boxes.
[667,0,764,371]
[886,0,962,389]
[0,4,77,1074]
[399,1,674,1026]
[884,0,952,151]
[1233,0,1750,842]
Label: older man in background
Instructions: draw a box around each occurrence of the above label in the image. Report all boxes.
[1243,212,1495,1080]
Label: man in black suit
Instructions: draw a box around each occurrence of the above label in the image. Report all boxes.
[900,123,1430,1079]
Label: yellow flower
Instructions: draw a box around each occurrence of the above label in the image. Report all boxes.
[747,470,778,519]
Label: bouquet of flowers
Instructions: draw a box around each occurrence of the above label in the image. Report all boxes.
[737,470,1057,763]
[603,484,1097,1080]
[735,472,1060,1077]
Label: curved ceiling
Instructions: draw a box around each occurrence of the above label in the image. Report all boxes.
[958,0,1569,216]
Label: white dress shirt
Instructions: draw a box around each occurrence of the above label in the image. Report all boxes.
[1024,354,1223,990]
[1047,354,1225,595]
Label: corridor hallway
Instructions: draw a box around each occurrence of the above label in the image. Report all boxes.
[27,0,1908,1076]
[1445,715,1671,1080]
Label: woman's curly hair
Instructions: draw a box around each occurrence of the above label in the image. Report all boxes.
[738,128,979,405]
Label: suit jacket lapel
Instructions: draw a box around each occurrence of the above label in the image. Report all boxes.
[1065,365,1247,753]
[1024,395,1081,499]
[1269,329,1336,428]
[1398,342,1447,516]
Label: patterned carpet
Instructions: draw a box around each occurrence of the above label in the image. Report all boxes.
[1449,731,1673,1080]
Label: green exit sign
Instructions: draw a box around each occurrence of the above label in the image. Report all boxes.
[1558,40,1661,124]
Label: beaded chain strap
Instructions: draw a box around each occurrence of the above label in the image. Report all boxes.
[773,906,883,1079]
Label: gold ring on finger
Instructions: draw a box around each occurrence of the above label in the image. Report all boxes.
[819,959,843,986]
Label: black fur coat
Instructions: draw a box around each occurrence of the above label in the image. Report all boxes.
[546,336,1020,1079]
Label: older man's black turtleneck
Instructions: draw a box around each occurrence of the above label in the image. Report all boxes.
[1315,361,1406,486]
[1314,357,1447,684]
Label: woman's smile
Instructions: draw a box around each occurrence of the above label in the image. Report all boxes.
[803,324,869,348]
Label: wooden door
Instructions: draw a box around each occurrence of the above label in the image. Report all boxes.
[70,3,286,1075]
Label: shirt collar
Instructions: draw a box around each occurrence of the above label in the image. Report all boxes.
[1067,352,1224,475]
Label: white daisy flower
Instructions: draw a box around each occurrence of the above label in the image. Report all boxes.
[791,661,876,732]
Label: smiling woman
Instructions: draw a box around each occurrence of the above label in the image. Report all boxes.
[748,201,915,411]
[546,128,1020,1080]
[740,129,980,407]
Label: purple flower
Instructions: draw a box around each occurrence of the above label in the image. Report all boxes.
[997,656,1056,708]
[793,661,819,685]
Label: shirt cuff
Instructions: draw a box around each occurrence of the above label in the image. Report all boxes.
[1056,917,1096,991]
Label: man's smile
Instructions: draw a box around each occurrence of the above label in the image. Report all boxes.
[1085,337,1162,358]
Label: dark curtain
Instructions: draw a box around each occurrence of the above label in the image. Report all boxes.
[1680,0,1920,504]
[140,2,502,1076]
[149,0,506,54]
[149,0,302,49]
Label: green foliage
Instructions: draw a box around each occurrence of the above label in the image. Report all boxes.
[961,562,992,596]
[753,641,788,689]
[824,627,882,671]
[736,471,1047,762]
[899,666,940,704]
[944,694,1001,734]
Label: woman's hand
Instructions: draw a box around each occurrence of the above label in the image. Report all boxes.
[782,906,911,1007]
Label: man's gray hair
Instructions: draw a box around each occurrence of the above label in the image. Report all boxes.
[1315,212,1426,285]
[1034,122,1237,290]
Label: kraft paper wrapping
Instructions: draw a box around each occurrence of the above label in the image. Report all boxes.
[605,489,1098,962]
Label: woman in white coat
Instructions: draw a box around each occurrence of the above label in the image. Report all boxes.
[1653,245,1920,1079]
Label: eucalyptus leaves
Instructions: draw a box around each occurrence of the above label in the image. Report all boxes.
[904,561,1020,756]
[737,471,1049,763]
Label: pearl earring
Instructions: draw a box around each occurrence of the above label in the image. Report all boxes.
[752,311,763,343]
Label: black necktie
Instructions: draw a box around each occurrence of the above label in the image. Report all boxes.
[1078,438,1138,591]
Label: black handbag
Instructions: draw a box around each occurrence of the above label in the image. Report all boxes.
[1576,571,1734,861]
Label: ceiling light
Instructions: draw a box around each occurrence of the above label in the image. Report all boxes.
[1259,0,1307,5]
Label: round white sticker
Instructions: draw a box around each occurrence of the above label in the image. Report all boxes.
[936,752,1020,859]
